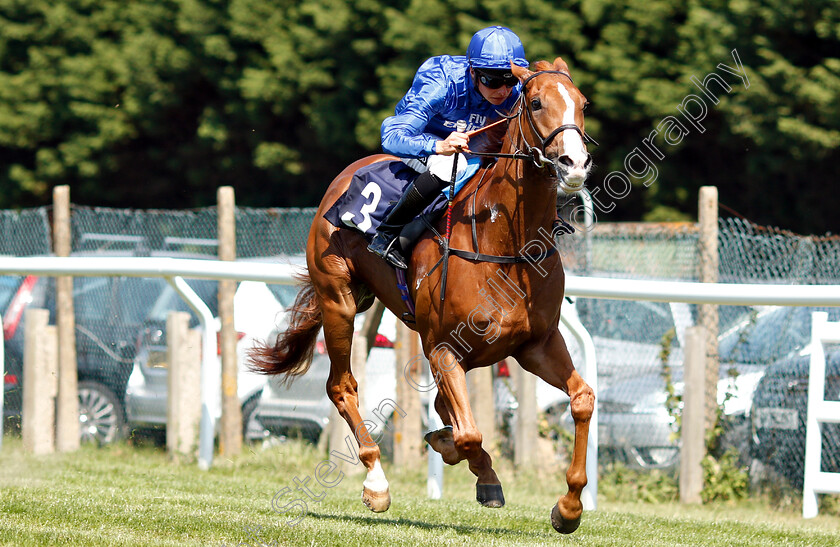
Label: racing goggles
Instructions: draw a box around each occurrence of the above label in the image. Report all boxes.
[475,69,519,89]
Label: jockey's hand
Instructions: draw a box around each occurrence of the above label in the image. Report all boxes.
[435,131,470,155]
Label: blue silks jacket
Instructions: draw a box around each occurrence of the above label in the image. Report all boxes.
[380,55,523,159]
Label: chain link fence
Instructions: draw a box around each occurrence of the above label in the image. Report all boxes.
[0,208,52,256]
[553,214,840,490]
[2,202,839,491]
[68,206,315,258]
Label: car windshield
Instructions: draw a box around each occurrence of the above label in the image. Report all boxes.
[266,284,300,308]
[73,277,168,324]
[720,306,840,365]
[146,279,219,323]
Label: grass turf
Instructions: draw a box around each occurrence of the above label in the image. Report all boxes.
[1,435,838,546]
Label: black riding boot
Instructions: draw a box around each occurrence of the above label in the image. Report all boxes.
[368,170,444,269]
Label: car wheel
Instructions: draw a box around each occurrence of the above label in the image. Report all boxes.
[242,393,268,444]
[78,381,126,445]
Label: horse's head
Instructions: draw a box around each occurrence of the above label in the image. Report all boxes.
[511,58,594,194]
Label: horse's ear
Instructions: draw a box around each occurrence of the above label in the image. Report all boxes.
[553,57,572,76]
[511,61,532,83]
[533,60,554,72]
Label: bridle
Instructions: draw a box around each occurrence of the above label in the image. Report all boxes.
[521,70,598,151]
[430,68,599,292]
[470,70,598,172]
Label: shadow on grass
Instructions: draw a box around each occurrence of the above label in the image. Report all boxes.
[305,510,552,539]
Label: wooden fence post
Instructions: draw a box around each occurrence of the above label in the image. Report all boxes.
[166,311,202,462]
[681,326,707,504]
[217,186,241,456]
[393,321,422,467]
[22,309,57,455]
[512,358,536,467]
[469,366,497,456]
[53,185,79,452]
[698,186,720,430]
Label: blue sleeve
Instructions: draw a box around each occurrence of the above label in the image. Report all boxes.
[381,64,447,158]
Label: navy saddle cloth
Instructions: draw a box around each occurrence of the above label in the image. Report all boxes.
[324,160,451,241]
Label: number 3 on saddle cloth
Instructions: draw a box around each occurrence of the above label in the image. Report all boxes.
[324,158,480,320]
[324,157,481,245]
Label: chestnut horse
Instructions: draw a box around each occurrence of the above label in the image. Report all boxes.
[250,58,595,534]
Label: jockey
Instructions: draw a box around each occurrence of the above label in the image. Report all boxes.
[367,25,529,270]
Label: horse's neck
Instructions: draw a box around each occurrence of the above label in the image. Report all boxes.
[470,139,556,253]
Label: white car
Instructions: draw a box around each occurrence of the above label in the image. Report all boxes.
[125,279,286,441]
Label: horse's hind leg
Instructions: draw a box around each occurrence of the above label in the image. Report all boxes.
[423,392,459,464]
[425,346,504,507]
[515,329,594,534]
[315,282,390,512]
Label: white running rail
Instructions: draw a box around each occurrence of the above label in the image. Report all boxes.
[802,312,840,518]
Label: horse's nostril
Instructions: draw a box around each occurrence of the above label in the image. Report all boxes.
[584,154,592,169]
[558,155,574,168]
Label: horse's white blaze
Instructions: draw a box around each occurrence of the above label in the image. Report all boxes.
[363,459,389,492]
[556,82,589,186]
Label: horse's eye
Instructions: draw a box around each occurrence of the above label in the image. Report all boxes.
[530,98,542,111]
[583,101,591,111]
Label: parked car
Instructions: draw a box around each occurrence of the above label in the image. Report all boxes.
[750,309,840,487]
[588,305,840,471]
[593,363,764,469]
[125,279,285,442]
[2,273,166,443]
[575,297,694,387]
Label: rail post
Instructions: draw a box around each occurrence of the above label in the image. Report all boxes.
[393,321,422,467]
[166,311,202,462]
[698,186,719,430]
[512,358,536,467]
[218,186,241,456]
[54,185,79,452]
[680,326,707,504]
[22,309,57,454]
[469,366,497,456]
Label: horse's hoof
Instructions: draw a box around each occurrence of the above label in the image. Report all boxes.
[476,483,505,508]
[550,504,581,534]
[424,425,452,444]
[424,426,461,464]
[362,487,391,513]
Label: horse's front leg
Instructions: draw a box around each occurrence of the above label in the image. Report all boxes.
[425,346,504,507]
[515,329,594,534]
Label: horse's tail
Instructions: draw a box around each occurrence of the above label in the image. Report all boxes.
[248,272,322,382]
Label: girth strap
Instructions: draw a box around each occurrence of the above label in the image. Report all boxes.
[447,244,557,264]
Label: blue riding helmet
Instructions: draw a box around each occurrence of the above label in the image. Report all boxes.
[467,26,528,71]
